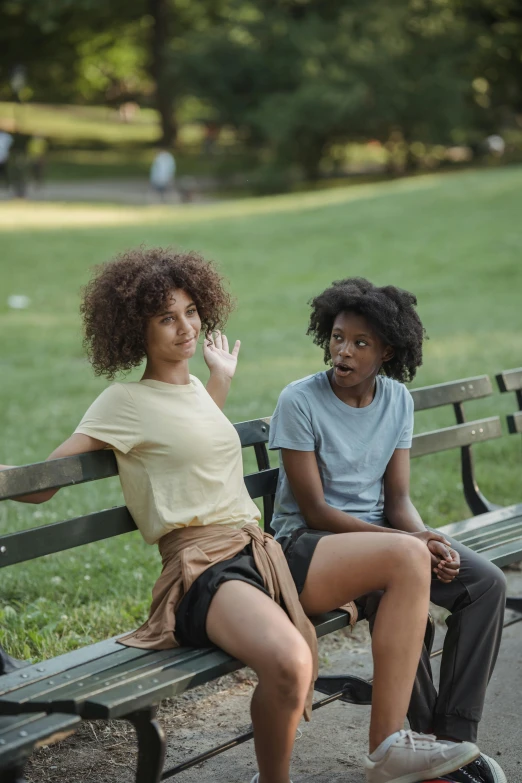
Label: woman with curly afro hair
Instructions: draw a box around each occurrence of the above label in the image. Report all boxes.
[267,278,502,783]
[1,247,321,783]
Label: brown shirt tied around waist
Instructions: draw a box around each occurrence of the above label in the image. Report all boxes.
[119,522,357,721]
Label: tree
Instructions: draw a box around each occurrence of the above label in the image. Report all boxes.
[0,0,227,144]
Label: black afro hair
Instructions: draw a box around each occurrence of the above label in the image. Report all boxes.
[307,277,426,383]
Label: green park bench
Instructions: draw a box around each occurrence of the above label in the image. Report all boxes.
[497,367,522,437]
[0,372,521,783]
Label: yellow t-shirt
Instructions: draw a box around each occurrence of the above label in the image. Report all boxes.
[75,376,260,544]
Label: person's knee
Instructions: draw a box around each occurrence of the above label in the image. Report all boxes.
[394,536,431,578]
[261,637,313,706]
[485,561,507,600]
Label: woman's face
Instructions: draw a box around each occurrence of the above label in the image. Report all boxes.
[145,288,202,364]
[329,311,392,389]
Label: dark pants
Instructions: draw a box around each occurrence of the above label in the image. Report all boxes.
[357,534,507,743]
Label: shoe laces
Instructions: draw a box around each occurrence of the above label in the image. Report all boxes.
[398,729,438,751]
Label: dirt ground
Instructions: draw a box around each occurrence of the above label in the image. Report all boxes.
[26,566,522,783]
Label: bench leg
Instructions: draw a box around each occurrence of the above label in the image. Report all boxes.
[1,764,28,783]
[128,706,166,783]
[506,596,522,614]
[314,674,373,704]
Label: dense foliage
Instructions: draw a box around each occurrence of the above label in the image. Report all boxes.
[1,0,521,176]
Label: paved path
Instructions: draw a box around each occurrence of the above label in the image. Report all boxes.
[0,179,216,205]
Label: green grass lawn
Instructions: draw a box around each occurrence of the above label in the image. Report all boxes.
[1,166,521,660]
[0,102,160,145]
[0,101,258,181]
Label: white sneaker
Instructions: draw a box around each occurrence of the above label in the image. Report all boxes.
[249,776,293,783]
[364,729,480,783]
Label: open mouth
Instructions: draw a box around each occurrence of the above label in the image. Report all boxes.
[334,363,354,376]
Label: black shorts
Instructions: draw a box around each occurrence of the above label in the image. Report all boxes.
[278,528,334,594]
[175,543,269,648]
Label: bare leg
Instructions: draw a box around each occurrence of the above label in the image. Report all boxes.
[206,580,313,783]
[300,532,431,753]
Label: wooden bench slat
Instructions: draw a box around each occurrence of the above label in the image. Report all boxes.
[411,417,502,458]
[410,375,492,411]
[0,636,133,698]
[0,712,51,732]
[0,713,81,767]
[459,528,522,554]
[0,649,214,716]
[0,648,177,706]
[244,468,278,499]
[496,368,522,393]
[474,540,522,569]
[439,504,522,538]
[460,526,522,555]
[0,450,118,502]
[81,612,351,720]
[0,469,279,569]
[0,507,136,568]
[455,516,522,547]
[82,647,243,719]
[507,411,522,434]
[439,504,522,568]
[0,421,273,502]
[473,530,522,555]
[0,612,349,720]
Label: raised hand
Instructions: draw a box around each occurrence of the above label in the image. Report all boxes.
[202,330,241,380]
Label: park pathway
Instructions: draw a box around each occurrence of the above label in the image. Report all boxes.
[0,178,217,205]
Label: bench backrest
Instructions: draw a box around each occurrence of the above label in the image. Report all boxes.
[0,419,278,568]
[409,375,501,515]
[0,374,504,566]
[496,368,522,435]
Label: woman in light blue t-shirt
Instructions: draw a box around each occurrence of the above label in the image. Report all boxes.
[270,277,506,783]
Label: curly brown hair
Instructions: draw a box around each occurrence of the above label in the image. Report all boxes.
[81,247,234,379]
[307,277,426,383]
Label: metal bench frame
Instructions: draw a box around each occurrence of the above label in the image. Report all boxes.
[495,367,522,614]
[496,367,522,436]
[0,373,521,782]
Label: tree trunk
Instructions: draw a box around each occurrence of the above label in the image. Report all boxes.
[148,0,176,146]
[297,134,327,182]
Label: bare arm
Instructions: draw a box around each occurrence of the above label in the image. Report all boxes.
[205,373,231,411]
[383,448,425,533]
[0,433,107,504]
[384,448,458,580]
[281,448,405,534]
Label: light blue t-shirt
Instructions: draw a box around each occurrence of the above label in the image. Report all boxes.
[268,371,414,539]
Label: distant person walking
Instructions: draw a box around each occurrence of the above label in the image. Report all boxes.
[150,147,176,201]
[0,130,13,188]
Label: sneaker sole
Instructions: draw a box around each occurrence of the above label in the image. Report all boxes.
[480,754,507,783]
[373,745,481,783]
